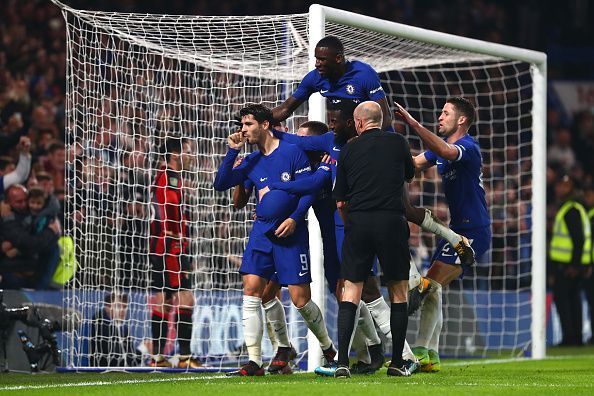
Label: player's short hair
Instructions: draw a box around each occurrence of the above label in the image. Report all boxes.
[299,121,328,136]
[327,99,358,121]
[315,36,344,55]
[165,137,183,162]
[239,104,274,127]
[447,97,476,126]
[28,186,47,201]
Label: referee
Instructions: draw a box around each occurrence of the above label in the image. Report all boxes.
[333,101,415,378]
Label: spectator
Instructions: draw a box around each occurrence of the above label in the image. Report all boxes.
[90,292,141,367]
[547,127,576,173]
[40,141,65,190]
[28,186,60,235]
[0,184,61,289]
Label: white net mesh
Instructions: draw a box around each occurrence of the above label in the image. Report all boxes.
[58,3,536,370]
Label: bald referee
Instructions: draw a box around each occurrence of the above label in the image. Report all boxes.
[333,101,415,378]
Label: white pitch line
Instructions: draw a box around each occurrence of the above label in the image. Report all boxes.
[447,354,593,367]
[0,374,228,392]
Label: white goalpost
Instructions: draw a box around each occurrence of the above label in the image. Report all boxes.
[53,0,546,372]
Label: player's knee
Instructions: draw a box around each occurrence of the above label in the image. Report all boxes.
[387,280,408,303]
[288,284,311,308]
[177,291,195,308]
[261,281,281,304]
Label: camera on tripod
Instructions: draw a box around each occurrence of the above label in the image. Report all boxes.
[0,290,61,372]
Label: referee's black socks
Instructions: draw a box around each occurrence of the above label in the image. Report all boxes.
[390,302,408,368]
[337,301,358,367]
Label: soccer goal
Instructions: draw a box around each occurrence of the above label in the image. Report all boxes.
[53,0,546,371]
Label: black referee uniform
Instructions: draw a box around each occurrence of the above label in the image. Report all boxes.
[333,128,414,282]
[333,127,414,374]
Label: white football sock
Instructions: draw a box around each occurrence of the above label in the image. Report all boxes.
[297,299,332,351]
[415,279,442,347]
[263,297,290,349]
[243,295,263,366]
[358,301,381,346]
[408,260,422,291]
[351,326,371,364]
[403,339,416,361]
[366,296,391,340]
[420,209,461,247]
[427,284,443,352]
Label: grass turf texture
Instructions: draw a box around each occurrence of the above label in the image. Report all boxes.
[1,347,593,396]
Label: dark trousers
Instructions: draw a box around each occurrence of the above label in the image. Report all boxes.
[553,266,583,345]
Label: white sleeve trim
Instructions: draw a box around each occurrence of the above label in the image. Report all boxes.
[453,144,465,162]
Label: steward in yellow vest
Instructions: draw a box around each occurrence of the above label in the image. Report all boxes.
[550,176,591,346]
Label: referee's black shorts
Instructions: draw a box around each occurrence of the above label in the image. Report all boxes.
[341,210,410,283]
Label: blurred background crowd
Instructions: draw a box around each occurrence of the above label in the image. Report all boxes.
[0,0,592,345]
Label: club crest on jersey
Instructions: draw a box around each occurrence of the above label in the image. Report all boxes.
[346,84,355,95]
[169,177,179,187]
[281,172,291,182]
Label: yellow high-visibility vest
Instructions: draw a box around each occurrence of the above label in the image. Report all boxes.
[50,235,78,288]
[550,200,591,265]
[588,208,594,264]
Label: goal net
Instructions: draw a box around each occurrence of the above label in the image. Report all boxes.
[55,1,546,371]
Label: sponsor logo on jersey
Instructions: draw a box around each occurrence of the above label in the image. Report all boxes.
[346,84,355,95]
[320,89,329,94]
[332,146,340,152]
[369,86,384,94]
[281,172,291,181]
[295,166,311,174]
[260,177,267,182]
[319,165,330,172]
[169,177,179,187]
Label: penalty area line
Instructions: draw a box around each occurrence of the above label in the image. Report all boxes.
[0,374,229,392]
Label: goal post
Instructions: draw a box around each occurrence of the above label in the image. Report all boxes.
[307,4,547,362]
[53,0,546,372]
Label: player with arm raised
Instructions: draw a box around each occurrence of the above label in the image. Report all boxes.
[272,36,392,131]
[394,97,492,373]
[230,121,336,374]
[213,104,336,376]
[148,138,201,369]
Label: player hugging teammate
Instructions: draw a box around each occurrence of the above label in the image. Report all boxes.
[213,35,488,377]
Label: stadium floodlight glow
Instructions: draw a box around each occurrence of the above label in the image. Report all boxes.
[52,0,546,371]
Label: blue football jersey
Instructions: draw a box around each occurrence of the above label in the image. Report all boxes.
[293,60,386,104]
[213,140,315,224]
[424,134,491,231]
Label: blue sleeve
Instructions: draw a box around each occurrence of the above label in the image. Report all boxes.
[288,149,315,223]
[213,149,247,191]
[292,69,318,101]
[244,178,254,190]
[423,150,437,166]
[269,165,331,195]
[453,138,480,164]
[360,64,386,101]
[272,129,332,152]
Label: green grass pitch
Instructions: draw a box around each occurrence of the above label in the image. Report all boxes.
[1,347,593,396]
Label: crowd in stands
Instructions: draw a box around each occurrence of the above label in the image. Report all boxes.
[0,1,592,346]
